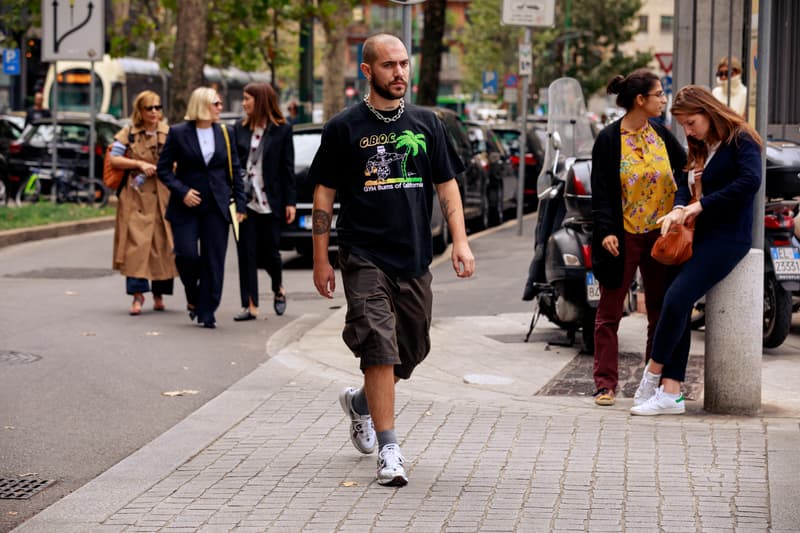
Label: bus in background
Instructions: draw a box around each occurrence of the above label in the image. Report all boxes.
[42,56,270,121]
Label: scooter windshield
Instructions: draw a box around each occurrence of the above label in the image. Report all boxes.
[537,77,595,196]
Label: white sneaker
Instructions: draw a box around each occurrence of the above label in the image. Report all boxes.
[630,386,686,416]
[338,387,376,454]
[376,443,408,487]
[633,372,661,406]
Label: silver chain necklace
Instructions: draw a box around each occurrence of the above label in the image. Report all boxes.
[363,95,404,123]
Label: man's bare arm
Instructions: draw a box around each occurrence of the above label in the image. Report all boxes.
[435,179,475,278]
[312,184,338,297]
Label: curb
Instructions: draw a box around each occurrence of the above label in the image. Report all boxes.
[0,216,115,249]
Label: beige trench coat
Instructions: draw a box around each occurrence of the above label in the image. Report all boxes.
[112,123,178,280]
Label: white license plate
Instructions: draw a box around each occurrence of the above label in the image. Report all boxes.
[298,214,336,230]
[771,247,800,280]
[586,271,601,302]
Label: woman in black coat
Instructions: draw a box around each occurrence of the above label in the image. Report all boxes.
[157,87,246,329]
[590,70,687,406]
[232,83,296,321]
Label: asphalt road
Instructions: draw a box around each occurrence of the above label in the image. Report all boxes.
[0,230,346,531]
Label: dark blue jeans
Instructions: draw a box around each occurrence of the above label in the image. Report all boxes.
[126,277,174,296]
[650,236,750,382]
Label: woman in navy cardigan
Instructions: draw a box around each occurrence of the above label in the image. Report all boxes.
[631,85,763,415]
[157,87,246,329]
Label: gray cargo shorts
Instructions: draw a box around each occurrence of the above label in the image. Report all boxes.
[338,248,433,379]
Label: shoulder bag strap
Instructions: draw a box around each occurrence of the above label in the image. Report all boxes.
[221,123,233,189]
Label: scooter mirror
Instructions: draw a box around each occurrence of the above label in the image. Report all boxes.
[551,131,562,150]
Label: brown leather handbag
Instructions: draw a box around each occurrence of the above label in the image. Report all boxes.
[651,221,693,265]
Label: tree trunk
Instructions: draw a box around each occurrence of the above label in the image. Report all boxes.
[319,1,352,121]
[416,0,447,106]
[169,0,208,124]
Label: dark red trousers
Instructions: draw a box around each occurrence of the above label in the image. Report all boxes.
[593,230,670,393]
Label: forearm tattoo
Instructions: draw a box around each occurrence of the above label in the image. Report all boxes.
[312,209,332,235]
[439,196,454,219]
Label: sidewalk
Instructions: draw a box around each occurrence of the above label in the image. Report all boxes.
[12,220,800,532]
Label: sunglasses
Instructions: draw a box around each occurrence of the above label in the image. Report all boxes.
[212,101,223,108]
[144,105,163,111]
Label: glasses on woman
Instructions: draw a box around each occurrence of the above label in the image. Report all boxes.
[717,70,729,79]
[143,105,163,111]
[212,101,223,108]
[647,91,666,98]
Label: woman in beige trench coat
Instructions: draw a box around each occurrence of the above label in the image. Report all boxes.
[109,90,177,315]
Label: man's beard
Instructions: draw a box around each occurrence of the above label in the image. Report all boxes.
[370,78,406,101]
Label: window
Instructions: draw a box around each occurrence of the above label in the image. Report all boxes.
[660,15,674,33]
[638,15,649,33]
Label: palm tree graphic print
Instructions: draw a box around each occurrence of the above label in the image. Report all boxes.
[363,130,428,187]
[396,130,427,179]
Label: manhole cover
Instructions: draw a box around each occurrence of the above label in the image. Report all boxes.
[0,350,42,365]
[537,351,704,401]
[4,267,115,280]
[0,478,56,499]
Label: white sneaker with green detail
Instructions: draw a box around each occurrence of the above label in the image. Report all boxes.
[630,385,686,416]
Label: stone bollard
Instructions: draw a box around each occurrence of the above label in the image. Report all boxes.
[704,248,763,415]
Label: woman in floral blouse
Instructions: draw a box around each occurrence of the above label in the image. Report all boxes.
[589,69,687,406]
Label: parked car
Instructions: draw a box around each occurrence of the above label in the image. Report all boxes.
[465,120,518,226]
[423,106,489,229]
[0,115,24,203]
[491,118,547,212]
[7,112,121,198]
[281,120,452,257]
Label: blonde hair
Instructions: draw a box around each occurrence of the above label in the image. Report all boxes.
[717,56,742,74]
[184,87,218,121]
[670,84,762,170]
[131,90,162,128]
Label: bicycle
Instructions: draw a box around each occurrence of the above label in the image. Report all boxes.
[15,166,109,208]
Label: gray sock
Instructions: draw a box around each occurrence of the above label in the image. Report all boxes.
[351,387,370,416]
[377,428,398,450]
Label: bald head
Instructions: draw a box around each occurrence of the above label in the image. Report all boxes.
[362,33,406,66]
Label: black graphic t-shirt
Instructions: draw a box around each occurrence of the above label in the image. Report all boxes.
[309,102,464,279]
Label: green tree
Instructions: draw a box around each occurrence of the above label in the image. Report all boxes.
[416,0,447,106]
[395,130,427,179]
[169,0,208,123]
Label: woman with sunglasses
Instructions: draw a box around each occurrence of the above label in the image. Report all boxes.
[712,56,747,117]
[157,87,246,329]
[231,83,296,321]
[590,69,687,407]
[108,90,177,315]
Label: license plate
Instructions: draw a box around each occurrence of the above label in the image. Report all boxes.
[586,271,601,303]
[771,247,800,280]
[298,214,336,231]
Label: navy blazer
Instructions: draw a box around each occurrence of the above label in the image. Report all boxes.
[676,132,761,245]
[232,120,296,215]
[590,118,688,288]
[157,121,246,224]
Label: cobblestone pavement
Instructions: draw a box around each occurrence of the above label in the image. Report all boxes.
[15,311,798,533]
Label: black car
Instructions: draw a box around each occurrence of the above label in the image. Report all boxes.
[466,120,518,226]
[6,113,121,197]
[0,115,24,204]
[280,122,450,257]
[491,119,548,212]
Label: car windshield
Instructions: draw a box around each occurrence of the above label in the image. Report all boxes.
[26,123,89,146]
[293,131,322,172]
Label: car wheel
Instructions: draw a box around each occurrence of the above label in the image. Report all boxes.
[763,274,792,348]
[487,182,503,227]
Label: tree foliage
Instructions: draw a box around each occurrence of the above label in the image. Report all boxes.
[461,0,651,101]
[0,1,41,48]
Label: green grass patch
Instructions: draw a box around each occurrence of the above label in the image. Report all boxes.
[0,203,116,231]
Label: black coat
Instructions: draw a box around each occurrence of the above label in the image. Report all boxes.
[157,121,246,224]
[232,120,296,216]
[590,119,687,288]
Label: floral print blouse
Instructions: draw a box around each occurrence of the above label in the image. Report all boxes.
[619,122,677,233]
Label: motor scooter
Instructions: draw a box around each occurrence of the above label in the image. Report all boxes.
[523,77,599,353]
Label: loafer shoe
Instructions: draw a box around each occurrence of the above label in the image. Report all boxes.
[200,321,216,329]
[233,309,257,321]
[274,293,287,316]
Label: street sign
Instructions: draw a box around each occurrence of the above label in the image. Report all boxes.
[661,75,673,95]
[483,70,498,95]
[504,73,519,88]
[502,0,555,27]
[2,49,21,75]
[41,0,105,61]
[519,44,532,76]
[655,52,673,74]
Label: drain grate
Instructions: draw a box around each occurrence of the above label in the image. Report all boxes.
[0,478,56,499]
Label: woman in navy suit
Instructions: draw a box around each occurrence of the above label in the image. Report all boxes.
[232,83,296,321]
[157,87,246,328]
[631,85,762,415]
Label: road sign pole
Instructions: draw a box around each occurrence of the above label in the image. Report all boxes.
[516,27,531,236]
